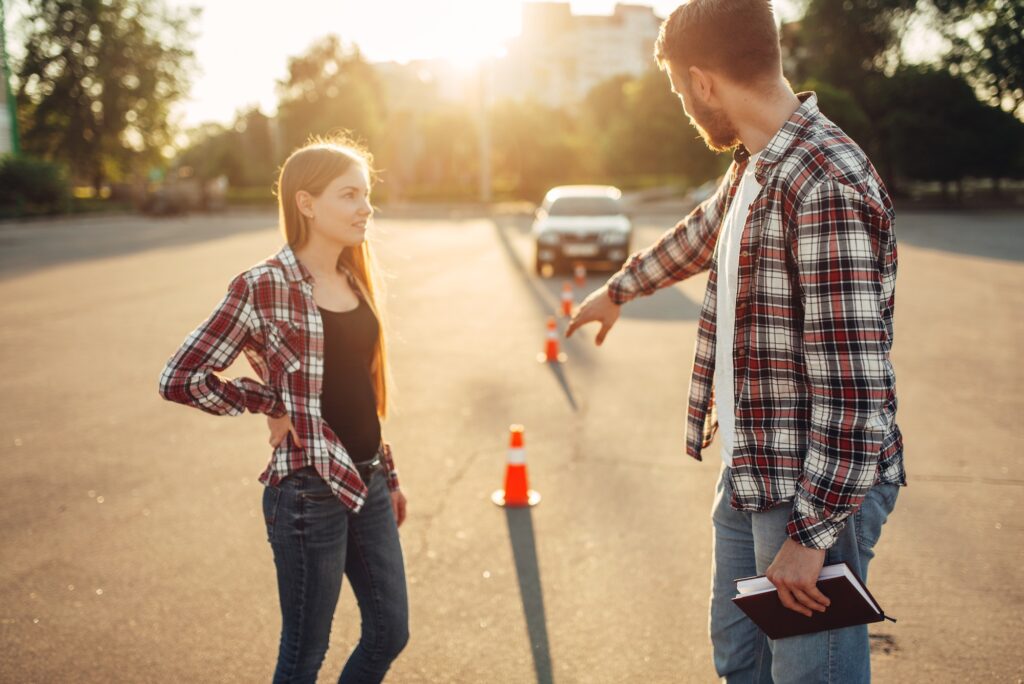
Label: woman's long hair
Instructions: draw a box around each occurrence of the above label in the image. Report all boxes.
[274,135,391,419]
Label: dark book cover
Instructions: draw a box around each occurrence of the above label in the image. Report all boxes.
[732,562,893,640]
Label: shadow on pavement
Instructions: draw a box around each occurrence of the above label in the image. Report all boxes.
[894,211,1024,262]
[544,360,578,412]
[505,506,555,684]
[0,211,277,280]
[491,215,702,327]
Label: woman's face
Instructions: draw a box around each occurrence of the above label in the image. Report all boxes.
[302,164,373,248]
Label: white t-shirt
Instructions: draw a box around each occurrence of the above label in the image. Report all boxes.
[715,152,763,467]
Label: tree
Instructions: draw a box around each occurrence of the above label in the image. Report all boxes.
[931,0,1024,119]
[869,65,1024,193]
[274,35,385,157]
[489,100,585,199]
[581,69,724,187]
[13,0,199,191]
[796,0,918,98]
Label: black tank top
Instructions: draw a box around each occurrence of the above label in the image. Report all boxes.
[318,299,381,463]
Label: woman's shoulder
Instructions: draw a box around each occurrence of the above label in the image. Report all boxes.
[231,247,295,292]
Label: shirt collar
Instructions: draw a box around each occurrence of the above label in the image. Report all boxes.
[275,243,359,289]
[275,243,314,284]
[732,91,819,183]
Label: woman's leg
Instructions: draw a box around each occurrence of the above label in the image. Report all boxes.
[264,470,350,684]
[338,473,410,684]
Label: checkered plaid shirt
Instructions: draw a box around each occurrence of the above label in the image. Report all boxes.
[608,93,904,550]
[158,245,399,512]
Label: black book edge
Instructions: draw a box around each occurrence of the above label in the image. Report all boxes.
[733,561,896,623]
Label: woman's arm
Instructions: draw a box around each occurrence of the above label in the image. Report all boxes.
[158,274,285,417]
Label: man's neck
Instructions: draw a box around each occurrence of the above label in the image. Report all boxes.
[732,84,802,156]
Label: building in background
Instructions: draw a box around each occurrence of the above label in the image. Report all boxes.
[496,3,662,108]
[372,3,664,113]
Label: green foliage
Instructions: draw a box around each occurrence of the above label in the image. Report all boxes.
[865,65,1024,184]
[274,35,384,156]
[582,69,725,187]
[176,109,277,188]
[932,0,1024,119]
[0,155,71,216]
[799,79,872,149]
[797,0,918,95]
[13,0,199,190]
[489,101,586,200]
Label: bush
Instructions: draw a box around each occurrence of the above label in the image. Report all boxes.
[0,156,71,217]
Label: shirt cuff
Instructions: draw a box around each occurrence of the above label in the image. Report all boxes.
[237,377,286,417]
[606,261,640,305]
[785,495,850,550]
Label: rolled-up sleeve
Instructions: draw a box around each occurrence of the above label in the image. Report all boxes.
[158,274,285,418]
[607,170,733,305]
[787,179,893,549]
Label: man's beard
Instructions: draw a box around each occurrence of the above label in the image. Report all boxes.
[687,92,740,153]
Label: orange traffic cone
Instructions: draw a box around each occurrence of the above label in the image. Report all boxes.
[537,316,567,363]
[574,262,587,287]
[491,424,540,507]
[560,282,573,318]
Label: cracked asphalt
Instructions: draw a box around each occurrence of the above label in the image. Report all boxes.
[1,208,1021,683]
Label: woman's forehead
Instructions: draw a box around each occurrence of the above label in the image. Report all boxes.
[327,165,370,191]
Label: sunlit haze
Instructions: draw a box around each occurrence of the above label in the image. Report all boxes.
[163,0,804,129]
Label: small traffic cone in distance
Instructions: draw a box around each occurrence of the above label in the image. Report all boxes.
[491,424,540,507]
[574,262,587,287]
[537,316,567,363]
[560,281,573,318]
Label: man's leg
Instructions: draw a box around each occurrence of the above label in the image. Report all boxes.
[710,466,773,684]
[751,483,900,684]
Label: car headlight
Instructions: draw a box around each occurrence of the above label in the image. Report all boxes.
[599,231,628,245]
[537,232,560,245]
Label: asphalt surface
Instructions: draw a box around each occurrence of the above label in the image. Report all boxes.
[0,208,1021,683]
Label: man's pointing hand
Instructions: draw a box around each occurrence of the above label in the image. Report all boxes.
[565,284,621,346]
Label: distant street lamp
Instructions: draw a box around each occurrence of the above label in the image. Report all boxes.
[0,0,21,157]
[478,57,492,204]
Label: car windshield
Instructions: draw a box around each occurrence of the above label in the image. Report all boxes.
[547,196,622,216]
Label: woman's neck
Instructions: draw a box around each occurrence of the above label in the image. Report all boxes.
[293,234,346,282]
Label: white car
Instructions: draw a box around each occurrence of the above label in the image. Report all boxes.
[532,185,633,275]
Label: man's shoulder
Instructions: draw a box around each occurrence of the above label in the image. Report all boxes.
[776,115,889,214]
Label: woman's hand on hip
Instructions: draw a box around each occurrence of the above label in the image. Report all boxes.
[267,414,302,448]
[390,490,407,527]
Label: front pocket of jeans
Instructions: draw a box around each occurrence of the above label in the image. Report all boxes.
[262,486,282,542]
[301,488,338,503]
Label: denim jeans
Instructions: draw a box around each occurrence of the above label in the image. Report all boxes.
[262,466,409,683]
[710,465,899,684]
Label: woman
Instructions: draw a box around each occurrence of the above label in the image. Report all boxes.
[158,136,409,683]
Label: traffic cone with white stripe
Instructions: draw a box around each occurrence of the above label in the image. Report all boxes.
[491,424,540,507]
[560,281,574,318]
[537,316,567,363]
[574,262,587,287]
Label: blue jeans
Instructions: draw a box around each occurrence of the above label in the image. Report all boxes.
[262,467,409,683]
[710,465,899,684]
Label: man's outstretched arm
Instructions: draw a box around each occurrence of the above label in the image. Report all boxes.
[567,169,734,342]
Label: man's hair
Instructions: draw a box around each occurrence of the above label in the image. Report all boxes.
[655,0,782,86]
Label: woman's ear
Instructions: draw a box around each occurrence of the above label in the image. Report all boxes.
[295,190,314,219]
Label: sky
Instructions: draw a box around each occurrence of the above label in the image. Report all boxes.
[4,0,944,131]
[163,0,806,129]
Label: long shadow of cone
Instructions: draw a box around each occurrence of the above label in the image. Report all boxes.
[505,506,555,684]
[545,362,578,412]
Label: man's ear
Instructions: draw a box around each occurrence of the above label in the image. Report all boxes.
[688,66,718,106]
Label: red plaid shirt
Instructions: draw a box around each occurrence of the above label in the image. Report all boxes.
[608,93,904,549]
[159,245,399,512]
